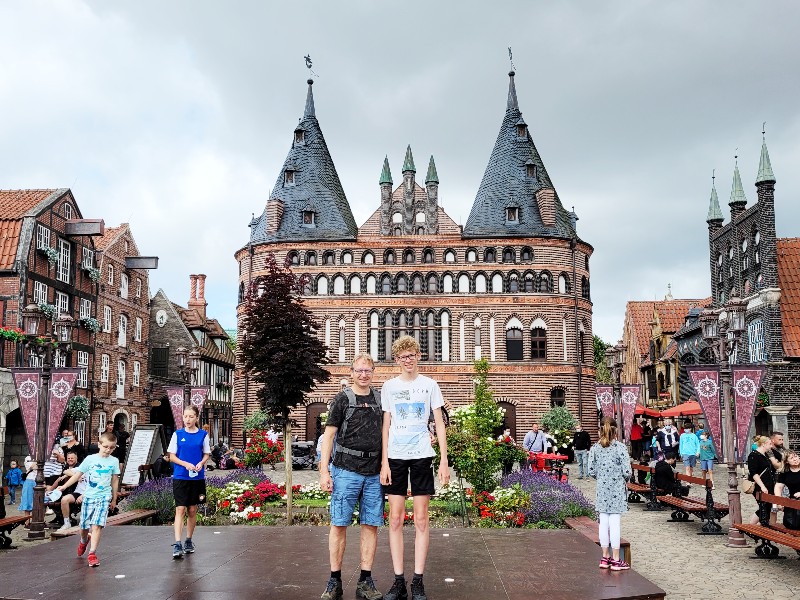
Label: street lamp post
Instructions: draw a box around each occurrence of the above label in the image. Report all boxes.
[175,346,201,413]
[20,304,75,540]
[605,342,627,440]
[700,296,749,548]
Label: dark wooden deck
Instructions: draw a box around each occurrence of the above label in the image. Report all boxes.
[0,527,665,600]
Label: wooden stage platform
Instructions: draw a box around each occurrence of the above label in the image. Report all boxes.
[0,527,665,600]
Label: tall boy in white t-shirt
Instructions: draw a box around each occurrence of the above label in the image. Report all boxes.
[380,335,449,600]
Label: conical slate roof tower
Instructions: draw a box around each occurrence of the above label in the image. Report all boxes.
[249,79,357,243]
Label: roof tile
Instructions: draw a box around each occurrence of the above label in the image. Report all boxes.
[777,238,800,357]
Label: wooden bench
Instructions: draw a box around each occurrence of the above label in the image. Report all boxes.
[656,472,728,534]
[733,491,800,559]
[0,515,29,549]
[565,516,632,566]
[50,508,159,539]
[627,464,662,511]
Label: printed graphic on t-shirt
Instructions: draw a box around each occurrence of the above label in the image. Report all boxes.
[78,455,120,500]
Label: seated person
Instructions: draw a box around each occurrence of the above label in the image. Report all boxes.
[224,445,243,469]
[637,452,651,485]
[653,453,678,495]
[211,441,228,469]
[46,450,87,530]
[152,453,174,479]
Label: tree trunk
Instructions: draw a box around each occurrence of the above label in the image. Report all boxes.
[284,422,293,524]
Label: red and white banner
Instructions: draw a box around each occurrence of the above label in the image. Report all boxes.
[687,367,723,459]
[732,366,765,463]
[596,385,615,421]
[47,369,81,451]
[166,387,185,428]
[189,386,210,412]
[620,385,641,441]
[11,369,42,458]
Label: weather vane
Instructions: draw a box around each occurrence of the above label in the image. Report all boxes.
[762,121,767,138]
[508,47,515,71]
[304,54,319,78]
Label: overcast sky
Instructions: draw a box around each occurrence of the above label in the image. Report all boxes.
[2,1,799,343]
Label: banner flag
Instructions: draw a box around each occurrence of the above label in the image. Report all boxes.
[687,367,723,459]
[11,369,42,458]
[189,387,210,412]
[47,369,81,451]
[166,387,185,428]
[620,385,641,441]
[596,385,615,420]
[731,366,765,463]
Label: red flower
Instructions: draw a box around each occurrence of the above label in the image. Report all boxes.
[220,500,230,508]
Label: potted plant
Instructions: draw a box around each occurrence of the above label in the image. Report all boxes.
[38,245,59,266]
[82,265,101,282]
[79,316,100,333]
[66,395,90,420]
[38,302,57,320]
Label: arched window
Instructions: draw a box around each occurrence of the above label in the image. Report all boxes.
[442,274,453,293]
[381,275,392,294]
[508,274,519,293]
[581,276,590,300]
[466,249,477,262]
[475,273,487,293]
[521,247,533,261]
[305,251,317,266]
[444,250,456,263]
[382,311,394,361]
[754,229,761,265]
[392,212,402,224]
[317,276,328,295]
[474,317,482,359]
[303,280,313,295]
[537,271,551,293]
[506,329,523,361]
[427,274,438,294]
[416,212,426,223]
[458,274,470,293]
[369,312,379,360]
[362,251,375,264]
[403,249,415,263]
[384,250,396,264]
[333,276,345,295]
[742,238,749,271]
[423,249,434,263]
[238,282,245,303]
[503,248,515,263]
[341,251,353,264]
[524,273,535,292]
[425,311,437,361]
[366,275,376,294]
[287,251,300,266]
[349,276,361,295]
[558,273,570,294]
[338,320,346,362]
[550,388,565,407]
[393,226,401,236]
[323,251,335,265]
[396,275,408,293]
[412,275,423,293]
[484,248,496,262]
[491,273,503,293]
[531,328,546,360]
[412,312,422,346]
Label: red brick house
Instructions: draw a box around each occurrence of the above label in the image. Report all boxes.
[234,72,596,444]
[91,224,153,438]
[0,189,100,467]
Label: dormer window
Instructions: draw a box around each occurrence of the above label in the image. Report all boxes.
[294,129,305,144]
[526,163,537,178]
[302,211,316,227]
[285,170,296,185]
[506,207,519,223]
[63,203,72,219]
[517,124,527,137]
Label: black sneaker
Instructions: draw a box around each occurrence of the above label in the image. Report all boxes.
[172,542,184,559]
[320,577,343,600]
[356,576,383,600]
[384,578,407,600]
[410,580,427,600]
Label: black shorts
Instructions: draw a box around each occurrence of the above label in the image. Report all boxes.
[383,457,434,497]
[45,475,61,486]
[173,478,207,507]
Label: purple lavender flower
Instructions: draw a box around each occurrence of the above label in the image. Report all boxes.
[499,470,595,526]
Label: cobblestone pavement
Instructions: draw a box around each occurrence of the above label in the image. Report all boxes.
[6,463,800,599]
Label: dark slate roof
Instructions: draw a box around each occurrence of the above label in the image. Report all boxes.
[463,72,578,240]
[249,80,357,243]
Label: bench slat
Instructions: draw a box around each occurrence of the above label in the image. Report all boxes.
[734,523,800,551]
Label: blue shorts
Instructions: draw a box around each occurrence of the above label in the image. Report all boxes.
[700,459,714,471]
[329,465,384,527]
[80,497,110,529]
[682,455,697,468]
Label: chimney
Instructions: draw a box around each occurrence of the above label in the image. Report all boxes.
[536,188,556,228]
[190,275,198,301]
[187,274,207,321]
[198,274,206,300]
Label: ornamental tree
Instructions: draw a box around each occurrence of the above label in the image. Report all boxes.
[238,253,330,521]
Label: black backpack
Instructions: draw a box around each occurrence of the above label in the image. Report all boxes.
[334,387,382,460]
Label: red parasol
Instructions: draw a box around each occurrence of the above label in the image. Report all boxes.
[634,404,661,418]
[660,400,703,417]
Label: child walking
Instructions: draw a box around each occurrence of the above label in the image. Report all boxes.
[56,432,120,567]
[588,417,632,571]
[4,460,23,504]
[168,405,210,559]
[380,335,449,600]
[698,432,716,487]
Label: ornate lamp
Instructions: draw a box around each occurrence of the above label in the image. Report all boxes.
[22,303,44,336]
[54,313,75,344]
[726,297,748,335]
[176,346,188,369]
[189,347,201,373]
[699,309,719,343]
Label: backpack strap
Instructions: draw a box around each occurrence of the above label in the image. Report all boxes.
[335,387,381,459]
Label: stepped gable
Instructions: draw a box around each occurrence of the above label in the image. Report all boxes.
[359,183,460,237]
[463,71,576,239]
[249,79,357,244]
[777,238,800,357]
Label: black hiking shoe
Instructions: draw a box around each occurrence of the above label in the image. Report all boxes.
[356,576,383,599]
[410,580,427,600]
[384,578,407,600]
[320,577,343,600]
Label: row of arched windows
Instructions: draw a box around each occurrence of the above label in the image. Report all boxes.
[287,245,568,267]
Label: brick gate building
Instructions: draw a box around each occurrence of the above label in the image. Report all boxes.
[234,71,596,443]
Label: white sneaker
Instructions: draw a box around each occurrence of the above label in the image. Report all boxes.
[57,523,72,532]
[45,508,55,516]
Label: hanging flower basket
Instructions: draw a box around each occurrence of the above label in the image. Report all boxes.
[82,265,101,282]
[38,246,59,266]
[66,395,90,419]
[38,302,57,320]
[0,326,25,343]
[79,316,100,333]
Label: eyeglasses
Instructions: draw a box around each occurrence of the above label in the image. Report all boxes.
[352,369,373,375]
[397,353,418,362]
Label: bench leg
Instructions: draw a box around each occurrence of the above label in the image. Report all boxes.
[644,495,663,511]
[0,528,13,549]
[667,508,693,522]
[627,491,642,503]
[697,512,724,535]
[752,540,785,560]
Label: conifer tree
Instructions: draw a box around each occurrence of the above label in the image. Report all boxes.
[239,253,330,521]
